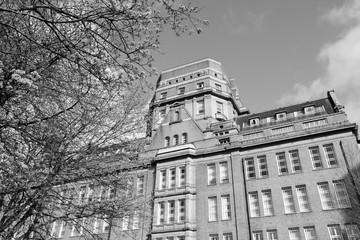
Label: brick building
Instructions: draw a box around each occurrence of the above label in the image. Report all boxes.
[50,58,360,240]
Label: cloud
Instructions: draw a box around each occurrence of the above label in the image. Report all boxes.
[278,0,360,127]
[223,7,270,35]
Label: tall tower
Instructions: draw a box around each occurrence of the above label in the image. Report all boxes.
[148,58,249,148]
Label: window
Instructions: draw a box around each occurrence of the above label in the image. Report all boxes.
[182,133,188,144]
[215,83,222,91]
[197,82,204,89]
[289,228,300,240]
[122,216,129,230]
[276,112,286,120]
[178,199,185,222]
[79,186,87,204]
[197,100,204,114]
[169,168,176,188]
[257,155,268,178]
[216,101,223,114]
[103,218,110,232]
[173,111,180,122]
[51,221,65,238]
[71,219,84,236]
[309,146,323,169]
[289,150,302,172]
[253,231,263,240]
[159,170,166,190]
[221,195,231,220]
[304,226,317,240]
[87,185,94,202]
[333,180,351,208]
[173,135,179,145]
[223,233,233,240]
[160,92,167,99]
[178,237,185,240]
[250,118,260,126]
[219,138,230,144]
[219,162,229,183]
[249,192,260,217]
[276,152,288,175]
[178,87,185,95]
[245,157,256,179]
[158,202,165,224]
[209,234,219,240]
[165,137,170,147]
[303,119,327,128]
[137,176,144,195]
[262,190,274,216]
[208,197,218,221]
[304,106,315,114]
[296,185,310,212]
[179,167,186,187]
[267,230,278,240]
[328,225,343,240]
[282,187,295,214]
[346,224,360,240]
[207,164,216,185]
[317,182,334,210]
[324,144,338,167]
[168,200,175,223]
[133,212,139,229]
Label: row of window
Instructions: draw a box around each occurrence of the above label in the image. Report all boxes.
[158,166,186,190]
[208,195,231,221]
[252,224,359,240]
[244,143,338,179]
[157,199,186,225]
[160,81,223,99]
[209,233,233,240]
[155,236,185,240]
[248,180,350,218]
[164,133,188,147]
[60,176,145,205]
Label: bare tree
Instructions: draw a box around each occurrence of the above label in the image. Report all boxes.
[0,0,206,239]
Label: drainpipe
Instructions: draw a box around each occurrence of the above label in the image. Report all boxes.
[241,158,251,240]
[230,154,239,240]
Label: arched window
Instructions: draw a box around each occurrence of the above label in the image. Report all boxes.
[165,137,170,147]
[173,135,179,145]
[182,133,188,144]
[174,111,180,121]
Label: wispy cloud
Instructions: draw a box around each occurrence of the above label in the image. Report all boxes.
[278,0,360,126]
[223,7,270,35]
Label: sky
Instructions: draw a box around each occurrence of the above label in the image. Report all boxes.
[151,0,360,127]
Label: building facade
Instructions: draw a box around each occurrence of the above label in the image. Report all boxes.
[50,58,360,240]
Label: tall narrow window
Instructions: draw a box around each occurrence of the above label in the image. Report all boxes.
[253,231,263,240]
[159,170,166,190]
[197,100,204,114]
[173,111,180,122]
[257,155,268,178]
[304,226,317,240]
[289,150,302,173]
[137,176,144,195]
[223,233,233,240]
[79,186,87,204]
[207,164,216,185]
[179,167,186,187]
[178,199,185,222]
[324,144,338,167]
[262,190,274,216]
[169,168,176,188]
[133,212,139,229]
[221,195,231,220]
[296,185,310,212]
[158,202,165,224]
[309,146,323,169]
[216,101,223,114]
[209,234,219,240]
[219,162,229,183]
[173,135,179,145]
[317,182,334,210]
[182,133,188,144]
[328,225,343,240]
[276,152,288,175]
[245,157,256,179]
[165,137,170,147]
[289,228,300,240]
[267,230,278,240]
[168,200,175,223]
[249,192,260,217]
[282,187,295,213]
[122,216,129,230]
[87,185,94,203]
[208,197,218,221]
[333,180,351,208]
[346,224,360,240]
